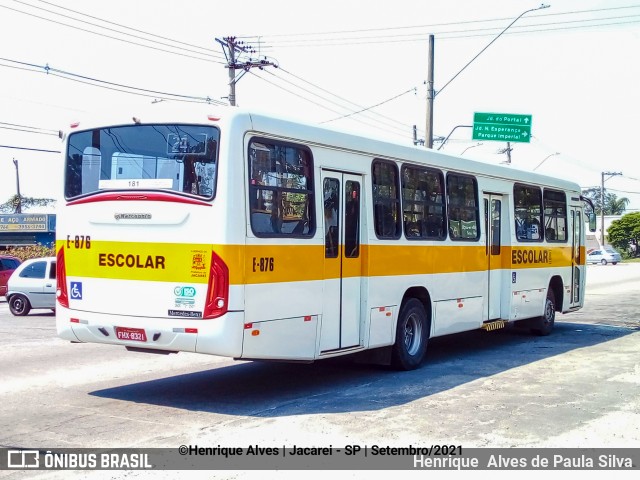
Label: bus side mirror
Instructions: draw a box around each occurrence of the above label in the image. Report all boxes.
[580,196,597,232]
[588,212,597,232]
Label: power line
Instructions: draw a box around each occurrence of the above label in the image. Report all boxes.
[2,52,417,138]
[0,126,58,136]
[0,3,225,65]
[249,70,413,142]
[240,5,640,40]
[0,144,60,153]
[254,10,640,48]
[33,0,222,57]
[622,175,640,182]
[0,121,58,134]
[608,188,640,195]
[271,69,414,131]
[6,1,634,148]
[249,5,640,48]
[259,18,640,48]
[248,70,352,117]
[278,67,420,132]
[2,53,419,142]
[321,87,416,123]
[254,69,417,138]
[0,57,226,105]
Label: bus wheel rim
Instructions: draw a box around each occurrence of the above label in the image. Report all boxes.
[404,313,422,356]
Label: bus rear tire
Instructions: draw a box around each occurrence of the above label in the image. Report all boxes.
[531,289,555,336]
[391,298,429,370]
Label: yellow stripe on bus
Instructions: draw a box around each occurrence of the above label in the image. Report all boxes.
[57,240,580,285]
[366,245,487,276]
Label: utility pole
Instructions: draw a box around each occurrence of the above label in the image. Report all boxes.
[498,142,513,164]
[600,171,622,246]
[216,37,278,106]
[425,35,435,149]
[12,158,22,214]
[226,37,238,107]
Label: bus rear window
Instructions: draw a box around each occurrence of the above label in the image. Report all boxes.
[65,124,219,200]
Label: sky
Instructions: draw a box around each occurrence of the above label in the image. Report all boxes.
[1,0,639,212]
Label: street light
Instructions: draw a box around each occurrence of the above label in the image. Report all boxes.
[461,142,483,155]
[533,152,559,171]
[425,4,551,148]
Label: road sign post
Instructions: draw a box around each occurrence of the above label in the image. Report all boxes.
[472,112,532,143]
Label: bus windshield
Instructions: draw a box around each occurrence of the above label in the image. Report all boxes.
[64,124,219,200]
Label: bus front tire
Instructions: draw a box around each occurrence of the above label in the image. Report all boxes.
[391,298,429,370]
[531,289,555,336]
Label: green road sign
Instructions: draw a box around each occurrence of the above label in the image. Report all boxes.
[472,112,532,143]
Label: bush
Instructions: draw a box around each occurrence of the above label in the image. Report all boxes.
[5,244,55,261]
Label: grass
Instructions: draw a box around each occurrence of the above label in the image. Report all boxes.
[622,257,640,263]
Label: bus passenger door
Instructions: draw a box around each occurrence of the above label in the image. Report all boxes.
[320,171,363,353]
[570,209,585,307]
[483,194,503,320]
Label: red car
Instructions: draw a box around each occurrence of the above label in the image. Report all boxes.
[0,255,22,297]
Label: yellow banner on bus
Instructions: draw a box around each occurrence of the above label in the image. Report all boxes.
[57,240,215,283]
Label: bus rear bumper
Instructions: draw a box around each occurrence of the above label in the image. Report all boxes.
[56,307,245,358]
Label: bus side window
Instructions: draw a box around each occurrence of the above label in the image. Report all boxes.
[323,178,340,258]
[446,173,479,241]
[248,139,315,238]
[514,183,543,243]
[372,159,401,239]
[344,181,360,257]
[543,189,567,242]
[401,164,446,241]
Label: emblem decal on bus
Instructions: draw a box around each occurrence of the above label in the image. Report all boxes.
[70,282,83,300]
[174,286,197,309]
[114,213,152,220]
[174,286,196,297]
[168,309,202,318]
[190,252,207,279]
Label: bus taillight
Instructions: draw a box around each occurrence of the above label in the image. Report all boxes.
[56,248,69,308]
[203,250,229,319]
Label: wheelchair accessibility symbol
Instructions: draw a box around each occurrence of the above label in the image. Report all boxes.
[70,282,83,300]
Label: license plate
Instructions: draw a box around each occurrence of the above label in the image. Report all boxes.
[115,327,147,342]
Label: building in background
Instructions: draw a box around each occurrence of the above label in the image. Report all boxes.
[0,213,56,249]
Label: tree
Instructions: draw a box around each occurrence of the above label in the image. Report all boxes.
[607,212,640,258]
[609,196,630,215]
[6,244,55,261]
[581,187,629,215]
[0,194,56,214]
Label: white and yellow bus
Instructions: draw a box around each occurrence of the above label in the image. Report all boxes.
[55,106,595,370]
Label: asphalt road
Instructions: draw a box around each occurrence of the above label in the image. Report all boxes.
[1,263,639,479]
